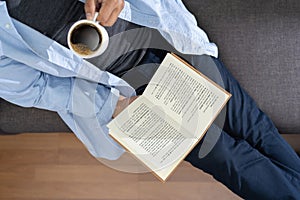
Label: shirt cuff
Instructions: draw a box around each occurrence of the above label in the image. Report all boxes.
[95,86,119,126]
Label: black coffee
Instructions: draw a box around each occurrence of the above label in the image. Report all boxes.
[70,24,102,55]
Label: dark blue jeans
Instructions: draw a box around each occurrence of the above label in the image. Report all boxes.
[184,56,300,199]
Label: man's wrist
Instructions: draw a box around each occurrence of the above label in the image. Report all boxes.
[112,95,138,118]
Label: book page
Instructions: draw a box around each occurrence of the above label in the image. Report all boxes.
[143,53,231,138]
[108,96,198,181]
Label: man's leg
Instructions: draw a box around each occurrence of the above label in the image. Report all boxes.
[185,129,300,199]
[184,55,300,171]
[184,55,300,198]
[211,57,300,173]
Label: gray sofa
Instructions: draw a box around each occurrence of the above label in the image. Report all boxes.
[0,0,299,153]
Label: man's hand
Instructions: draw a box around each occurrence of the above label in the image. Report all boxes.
[112,95,138,118]
[85,0,125,26]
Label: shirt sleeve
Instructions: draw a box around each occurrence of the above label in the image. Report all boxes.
[119,0,218,57]
[0,55,125,159]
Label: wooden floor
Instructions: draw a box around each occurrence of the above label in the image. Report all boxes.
[0,133,241,200]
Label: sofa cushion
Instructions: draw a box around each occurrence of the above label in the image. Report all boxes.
[0,100,70,134]
[1,0,299,134]
[183,0,300,134]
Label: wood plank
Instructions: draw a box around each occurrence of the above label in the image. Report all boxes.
[0,133,240,200]
[0,181,139,200]
[137,182,240,200]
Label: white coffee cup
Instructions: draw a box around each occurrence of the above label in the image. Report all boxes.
[67,19,109,59]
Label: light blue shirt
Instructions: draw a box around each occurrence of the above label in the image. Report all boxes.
[0,0,218,160]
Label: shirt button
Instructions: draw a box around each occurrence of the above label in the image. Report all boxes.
[5,23,11,29]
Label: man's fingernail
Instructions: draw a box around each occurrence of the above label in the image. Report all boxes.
[86,13,93,20]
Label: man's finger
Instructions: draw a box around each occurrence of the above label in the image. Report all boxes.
[97,0,124,25]
[99,8,120,26]
[97,0,115,22]
[85,0,97,20]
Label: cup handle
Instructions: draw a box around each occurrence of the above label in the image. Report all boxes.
[93,12,99,22]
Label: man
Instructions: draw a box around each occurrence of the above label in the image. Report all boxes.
[0,0,299,199]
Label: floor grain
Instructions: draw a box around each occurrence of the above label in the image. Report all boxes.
[0,133,240,200]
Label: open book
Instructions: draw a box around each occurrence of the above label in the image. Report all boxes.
[108,53,231,182]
